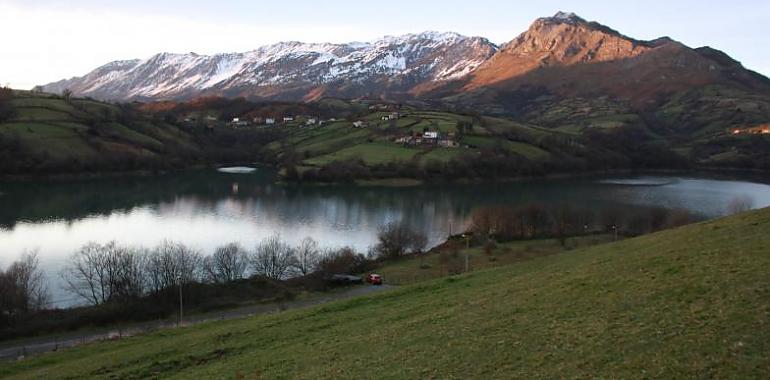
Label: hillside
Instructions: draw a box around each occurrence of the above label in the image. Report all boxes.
[3,208,769,378]
[0,91,283,176]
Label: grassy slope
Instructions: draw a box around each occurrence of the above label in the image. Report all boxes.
[285,110,556,169]
[4,209,770,379]
[1,92,199,171]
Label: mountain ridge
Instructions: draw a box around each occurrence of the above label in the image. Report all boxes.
[40,11,770,124]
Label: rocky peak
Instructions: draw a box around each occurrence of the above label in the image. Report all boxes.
[540,11,586,25]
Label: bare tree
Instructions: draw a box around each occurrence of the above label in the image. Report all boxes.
[203,243,248,283]
[250,235,296,280]
[727,195,754,215]
[61,242,147,305]
[145,240,202,294]
[373,221,427,260]
[61,242,110,306]
[292,237,320,276]
[550,204,578,246]
[0,250,49,317]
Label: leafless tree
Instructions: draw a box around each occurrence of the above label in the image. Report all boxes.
[203,243,248,283]
[61,242,147,305]
[373,221,428,260]
[550,204,578,246]
[250,235,296,280]
[727,195,754,215]
[145,240,203,294]
[0,250,49,317]
[292,237,320,276]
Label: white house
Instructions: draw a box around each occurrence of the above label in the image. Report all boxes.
[353,121,367,128]
[283,116,294,122]
[306,118,317,125]
[265,118,276,125]
[423,131,439,139]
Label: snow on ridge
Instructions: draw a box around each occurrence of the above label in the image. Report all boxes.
[52,30,497,98]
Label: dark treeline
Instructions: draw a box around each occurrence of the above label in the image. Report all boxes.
[468,202,698,246]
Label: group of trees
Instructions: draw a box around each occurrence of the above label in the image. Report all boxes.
[59,237,329,306]
[0,251,49,326]
[469,202,696,245]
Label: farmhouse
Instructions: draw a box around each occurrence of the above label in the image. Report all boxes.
[265,118,276,125]
[353,121,368,128]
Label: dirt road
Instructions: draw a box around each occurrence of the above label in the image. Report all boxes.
[0,284,394,361]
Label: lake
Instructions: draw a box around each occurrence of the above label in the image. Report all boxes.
[1,169,769,307]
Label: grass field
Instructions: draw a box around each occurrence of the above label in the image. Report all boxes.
[3,209,769,379]
[379,235,616,285]
[304,142,420,166]
[462,135,551,160]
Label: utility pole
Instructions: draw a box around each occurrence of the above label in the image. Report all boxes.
[465,234,470,273]
[177,275,183,326]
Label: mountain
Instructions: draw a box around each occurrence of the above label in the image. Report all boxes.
[41,32,498,102]
[41,12,770,139]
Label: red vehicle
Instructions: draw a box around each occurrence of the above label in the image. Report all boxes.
[367,273,383,285]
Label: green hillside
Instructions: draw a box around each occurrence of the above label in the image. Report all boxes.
[4,209,769,379]
[0,91,278,176]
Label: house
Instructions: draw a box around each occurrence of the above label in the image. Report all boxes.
[230,117,249,127]
[306,118,318,126]
[423,131,439,140]
[205,115,218,122]
[388,112,400,120]
[252,117,264,124]
[353,121,367,128]
[265,118,276,125]
[283,116,294,123]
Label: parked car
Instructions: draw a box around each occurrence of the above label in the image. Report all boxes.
[329,274,363,285]
[366,273,383,285]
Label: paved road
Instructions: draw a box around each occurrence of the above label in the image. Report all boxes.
[0,284,395,361]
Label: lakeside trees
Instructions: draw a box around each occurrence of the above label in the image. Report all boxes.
[468,202,696,245]
[0,251,49,325]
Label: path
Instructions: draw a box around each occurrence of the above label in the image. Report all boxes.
[0,284,395,361]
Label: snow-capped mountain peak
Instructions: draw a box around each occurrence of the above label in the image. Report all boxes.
[42,31,497,101]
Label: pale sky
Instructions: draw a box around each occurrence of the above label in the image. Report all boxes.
[1,0,768,89]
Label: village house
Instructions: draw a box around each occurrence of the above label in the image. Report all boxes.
[230,117,250,127]
[283,116,294,123]
[252,116,264,124]
[306,118,318,126]
[265,118,276,125]
[353,120,367,128]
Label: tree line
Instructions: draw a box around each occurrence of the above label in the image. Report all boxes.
[468,202,698,245]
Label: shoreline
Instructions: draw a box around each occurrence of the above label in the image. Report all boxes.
[1,164,768,186]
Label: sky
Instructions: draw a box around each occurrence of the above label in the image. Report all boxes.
[1,0,768,89]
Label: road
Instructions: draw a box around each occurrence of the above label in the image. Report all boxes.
[0,284,394,361]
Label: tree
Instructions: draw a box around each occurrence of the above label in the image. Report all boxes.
[62,88,73,102]
[0,86,16,122]
[292,237,320,276]
[373,221,427,260]
[550,204,578,246]
[0,250,49,319]
[203,243,248,283]
[250,235,296,280]
[523,203,550,238]
[61,242,147,305]
[144,240,202,295]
